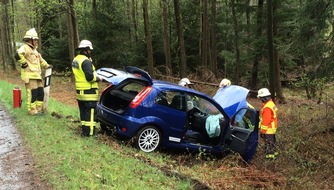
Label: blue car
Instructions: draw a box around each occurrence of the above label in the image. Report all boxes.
[96,67,259,162]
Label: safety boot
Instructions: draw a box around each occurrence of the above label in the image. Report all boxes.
[36,105,45,115]
[28,108,38,115]
[265,154,276,160]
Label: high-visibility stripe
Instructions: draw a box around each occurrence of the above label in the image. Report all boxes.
[76,93,99,101]
[89,108,95,136]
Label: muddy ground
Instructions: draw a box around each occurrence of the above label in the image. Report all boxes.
[0,104,49,190]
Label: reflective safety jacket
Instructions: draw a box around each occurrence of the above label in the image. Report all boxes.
[15,43,49,83]
[72,54,99,101]
[259,99,278,134]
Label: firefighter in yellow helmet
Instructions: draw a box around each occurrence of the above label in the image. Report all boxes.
[72,40,102,137]
[219,78,231,88]
[257,88,279,159]
[15,28,52,115]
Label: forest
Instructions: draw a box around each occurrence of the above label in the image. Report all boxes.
[1,1,334,189]
[1,0,334,103]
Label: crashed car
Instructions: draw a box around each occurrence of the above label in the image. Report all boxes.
[96,66,258,162]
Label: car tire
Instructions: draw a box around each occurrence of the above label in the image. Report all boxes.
[135,126,161,153]
[100,124,112,136]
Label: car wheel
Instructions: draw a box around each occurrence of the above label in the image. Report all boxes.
[100,124,112,136]
[136,126,161,153]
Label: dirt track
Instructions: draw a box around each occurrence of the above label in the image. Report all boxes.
[0,104,48,190]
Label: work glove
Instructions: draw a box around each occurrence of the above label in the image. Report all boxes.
[47,65,53,69]
[21,62,28,68]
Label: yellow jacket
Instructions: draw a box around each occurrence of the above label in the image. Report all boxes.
[16,43,49,83]
[72,54,99,101]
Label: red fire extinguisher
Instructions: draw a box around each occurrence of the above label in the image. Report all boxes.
[13,86,22,108]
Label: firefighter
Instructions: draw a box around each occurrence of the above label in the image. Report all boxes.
[15,28,52,115]
[257,88,279,159]
[178,78,193,88]
[218,78,231,88]
[72,40,102,137]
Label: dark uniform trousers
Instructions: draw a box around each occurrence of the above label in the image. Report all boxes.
[77,100,97,136]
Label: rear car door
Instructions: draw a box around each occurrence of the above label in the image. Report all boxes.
[153,90,187,143]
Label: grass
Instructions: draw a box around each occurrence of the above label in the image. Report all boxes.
[1,76,334,189]
[0,80,193,189]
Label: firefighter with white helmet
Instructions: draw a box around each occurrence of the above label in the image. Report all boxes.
[178,78,193,88]
[15,28,52,115]
[257,88,279,159]
[72,39,102,137]
[219,78,231,88]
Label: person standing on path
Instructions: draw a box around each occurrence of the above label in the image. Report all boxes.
[257,88,279,159]
[72,40,102,137]
[15,28,52,115]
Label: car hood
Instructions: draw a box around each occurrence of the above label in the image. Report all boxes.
[213,85,249,118]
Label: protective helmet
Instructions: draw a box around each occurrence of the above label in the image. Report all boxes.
[23,28,39,40]
[178,78,193,86]
[78,40,93,50]
[219,78,231,88]
[257,88,271,98]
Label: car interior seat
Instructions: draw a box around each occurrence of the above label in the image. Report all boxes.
[170,94,185,111]
[156,96,169,106]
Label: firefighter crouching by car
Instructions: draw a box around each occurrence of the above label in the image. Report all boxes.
[15,28,52,115]
[257,88,279,159]
[72,40,102,137]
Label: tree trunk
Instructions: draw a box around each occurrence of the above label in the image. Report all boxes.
[131,0,138,43]
[267,0,276,101]
[1,0,15,71]
[231,0,240,83]
[92,0,97,37]
[67,0,79,63]
[67,3,74,64]
[209,0,217,74]
[250,0,264,90]
[143,0,154,76]
[161,0,172,75]
[173,0,187,77]
[0,15,8,71]
[200,0,208,68]
[273,0,285,103]
[66,0,79,82]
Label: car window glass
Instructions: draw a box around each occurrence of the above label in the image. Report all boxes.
[155,92,169,107]
[189,95,221,115]
[121,82,146,95]
[155,91,186,111]
[169,91,186,111]
[185,94,226,142]
[230,107,256,130]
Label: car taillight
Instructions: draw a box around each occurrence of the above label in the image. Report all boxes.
[130,86,152,108]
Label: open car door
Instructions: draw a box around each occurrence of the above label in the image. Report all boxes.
[213,85,259,162]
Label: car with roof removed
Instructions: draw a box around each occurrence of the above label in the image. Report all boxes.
[96,66,259,162]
